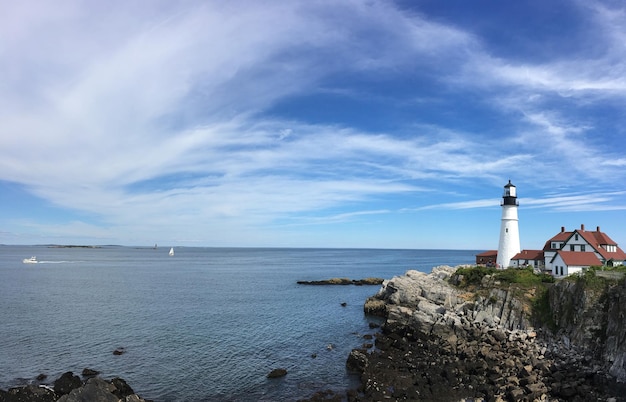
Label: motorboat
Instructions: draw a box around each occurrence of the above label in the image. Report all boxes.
[23,256,38,264]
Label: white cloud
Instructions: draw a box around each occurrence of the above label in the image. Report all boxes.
[1,0,626,245]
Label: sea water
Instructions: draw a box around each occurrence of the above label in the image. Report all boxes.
[0,246,478,401]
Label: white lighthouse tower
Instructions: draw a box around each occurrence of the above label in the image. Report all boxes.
[496,180,520,269]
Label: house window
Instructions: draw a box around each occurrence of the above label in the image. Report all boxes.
[581,245,585,252]
[570,245,575,251]
[552,242,558,249]
[575,234,579,241]
[560,266,564,276]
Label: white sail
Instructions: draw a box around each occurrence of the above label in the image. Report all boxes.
[169,247,174,256]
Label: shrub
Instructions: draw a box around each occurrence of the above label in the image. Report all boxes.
[454,266,497,287]
[493,267,543,287]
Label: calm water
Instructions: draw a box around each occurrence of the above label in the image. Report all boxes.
[0,246,478,401]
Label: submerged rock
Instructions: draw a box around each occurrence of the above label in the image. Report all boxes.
[80,368,99,378]
[267,368,288,378]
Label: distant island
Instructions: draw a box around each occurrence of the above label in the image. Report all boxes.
[46,245,102,248]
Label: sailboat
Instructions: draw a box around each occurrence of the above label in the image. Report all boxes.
[169,247,174,256]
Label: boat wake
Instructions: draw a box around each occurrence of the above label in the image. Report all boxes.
[37,260,79,264]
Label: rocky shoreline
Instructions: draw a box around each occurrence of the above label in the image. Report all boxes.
[302,265,626,401]
[8,266,626,401]
[0,371,150,402]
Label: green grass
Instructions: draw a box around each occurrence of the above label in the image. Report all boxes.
[453,266,554,288]
[493,267,555,287]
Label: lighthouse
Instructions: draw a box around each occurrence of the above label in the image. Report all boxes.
[496,180,520,269]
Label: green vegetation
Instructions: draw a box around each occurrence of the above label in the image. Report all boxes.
[453,266,554,288]
[493,266,555,286]
[454,265,497,287]
[562,265,626,289]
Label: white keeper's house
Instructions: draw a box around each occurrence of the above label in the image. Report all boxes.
[507,224,626,277]
[541,224,626,277]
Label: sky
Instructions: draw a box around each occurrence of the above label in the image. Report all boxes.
[1,0,626,250]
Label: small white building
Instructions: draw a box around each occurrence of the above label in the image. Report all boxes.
[510,249,545,270]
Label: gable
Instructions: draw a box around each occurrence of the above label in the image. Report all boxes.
[553,251,602,267]
[573,228,626,261]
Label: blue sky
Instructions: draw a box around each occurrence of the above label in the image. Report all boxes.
[1,0,626,249]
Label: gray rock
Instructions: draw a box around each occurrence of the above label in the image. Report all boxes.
[57,378,118,402]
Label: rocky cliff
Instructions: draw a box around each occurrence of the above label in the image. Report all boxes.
[345,265,626,401]
[548,276,626,383]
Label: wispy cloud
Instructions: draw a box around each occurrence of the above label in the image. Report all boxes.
[408,199,500,211]
[1,1,625,246]
[524,191,626,212]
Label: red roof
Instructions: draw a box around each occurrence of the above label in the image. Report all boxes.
[572,229,626,261]
[553,251,602,267]
[511,249,544,261]
[476,250,497,257]
[542,225,626,262]
[543,229,573,251]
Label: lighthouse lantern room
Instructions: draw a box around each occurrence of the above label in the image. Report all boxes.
[496,180,521,269]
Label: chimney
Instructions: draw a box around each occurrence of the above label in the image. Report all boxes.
[581,224,585,231]
[561,226,565,233]
[597,226,601,232]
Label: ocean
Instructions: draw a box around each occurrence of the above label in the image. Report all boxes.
[0,246,478,401]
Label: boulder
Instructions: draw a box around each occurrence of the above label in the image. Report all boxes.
[3,384,57,402]
[57,378,118,402]
[267,368,287,378]
[346,349,368,372]
[1,373,148,402]
[53,371,82,396]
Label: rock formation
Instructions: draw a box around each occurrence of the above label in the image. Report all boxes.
[347,265,626,401]
[0,372,150,402]
[297,278,384,286]
[548,277,626,383]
